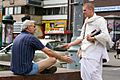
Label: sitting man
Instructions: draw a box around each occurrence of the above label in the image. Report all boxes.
[10,20,73,75]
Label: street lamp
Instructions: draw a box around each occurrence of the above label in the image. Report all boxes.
[2,15,16,47]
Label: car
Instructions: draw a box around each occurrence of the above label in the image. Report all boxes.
[0,39,68,68]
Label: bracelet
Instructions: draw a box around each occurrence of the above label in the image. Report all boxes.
[93,36,96,40]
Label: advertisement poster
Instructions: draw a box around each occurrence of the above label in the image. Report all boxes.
[114,20,120,31]
[107,19,120,42]
[107,20,114,30]
[42,20,67,34]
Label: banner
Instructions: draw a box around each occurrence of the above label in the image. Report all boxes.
[42,20,67,34]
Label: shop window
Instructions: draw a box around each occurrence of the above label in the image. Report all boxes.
[30,7,35,15]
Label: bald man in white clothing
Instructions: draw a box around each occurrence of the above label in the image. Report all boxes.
[64,3,113,80]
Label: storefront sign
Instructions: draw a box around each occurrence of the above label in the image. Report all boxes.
[42,20,67,34]
[95,6,120,12]
[27,0,43,7]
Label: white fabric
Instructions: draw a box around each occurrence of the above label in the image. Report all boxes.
[76,13,113,80]
[80,58,102,80]
[77,13,112,62]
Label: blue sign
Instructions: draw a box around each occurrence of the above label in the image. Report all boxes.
[95,6,120,12]
[27,0,43,7]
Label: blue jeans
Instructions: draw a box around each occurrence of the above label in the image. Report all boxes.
[27,63,39,75]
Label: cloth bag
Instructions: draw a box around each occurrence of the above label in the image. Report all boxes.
[77,47,82,59]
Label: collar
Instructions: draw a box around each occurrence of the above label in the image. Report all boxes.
[85,13,101,24]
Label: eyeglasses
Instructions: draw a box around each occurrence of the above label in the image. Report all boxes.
[33,26,36,28]
[30,25,36,28]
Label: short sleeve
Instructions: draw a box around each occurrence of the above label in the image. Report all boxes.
[30,36,45,50]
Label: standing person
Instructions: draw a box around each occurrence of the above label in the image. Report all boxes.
[64,3,113,80]
[10,20,73,75]
[114,39,120,59]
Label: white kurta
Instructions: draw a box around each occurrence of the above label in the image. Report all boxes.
[77,13,113,80]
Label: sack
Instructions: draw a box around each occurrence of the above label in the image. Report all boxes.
[77,48,82,59]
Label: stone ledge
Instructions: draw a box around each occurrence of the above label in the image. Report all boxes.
[0,68,82,80]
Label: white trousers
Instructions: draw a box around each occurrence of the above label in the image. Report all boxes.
[80,58,103,80]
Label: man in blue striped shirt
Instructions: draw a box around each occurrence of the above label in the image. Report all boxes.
[11,20,73,75]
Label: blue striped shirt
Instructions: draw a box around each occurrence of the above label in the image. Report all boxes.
[11,31,45,75]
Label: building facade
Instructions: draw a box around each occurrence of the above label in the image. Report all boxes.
[2,0,72,43]
[42,0,72,42]
[94,0,120,42]
[2,0,120,45]
[2,0,44,44]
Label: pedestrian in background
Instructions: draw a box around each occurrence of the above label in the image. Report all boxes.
[10,20,73,75]
[114,39,120,59]
[64,3,113,80]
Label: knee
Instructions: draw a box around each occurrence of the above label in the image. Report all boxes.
[49,57,57,64]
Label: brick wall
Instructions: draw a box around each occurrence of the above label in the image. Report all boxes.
[95,0,120,7]
[3,0,27,7]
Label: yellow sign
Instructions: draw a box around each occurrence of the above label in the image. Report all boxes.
[42,20,67,34]
[55,20,67,28]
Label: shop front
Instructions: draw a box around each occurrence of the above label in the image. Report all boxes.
[42,20,72,42]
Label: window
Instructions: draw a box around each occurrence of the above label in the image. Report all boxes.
[35,7,44,15]
[53,8,60,15]
[44,7,68,15]
[30,7,35,15]
[5,7,13,15]
[14,6,21,14]
[21,6,29,14]
[59,7,67,15]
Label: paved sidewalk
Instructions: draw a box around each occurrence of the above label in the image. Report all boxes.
[103,50,120,67]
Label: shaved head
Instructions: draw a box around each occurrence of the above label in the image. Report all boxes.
[83,3,94,11]
[83,3,94,18]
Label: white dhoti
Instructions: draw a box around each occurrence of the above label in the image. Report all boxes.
[80,58,103,80]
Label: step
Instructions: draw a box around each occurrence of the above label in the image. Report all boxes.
[0,68,81,80]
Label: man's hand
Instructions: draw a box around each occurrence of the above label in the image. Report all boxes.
[86,35,95,43]
[61,55,73,63]
[62,43,71,49]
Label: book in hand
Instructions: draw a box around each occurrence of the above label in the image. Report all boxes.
[90,29,101,37]
[90,29,107,63]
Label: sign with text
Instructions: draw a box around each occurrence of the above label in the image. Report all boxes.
[42,20,67,34]
[27,0,43,7]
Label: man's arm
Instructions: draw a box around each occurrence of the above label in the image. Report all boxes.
[41,47,73,63]
[64,39,82,49]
